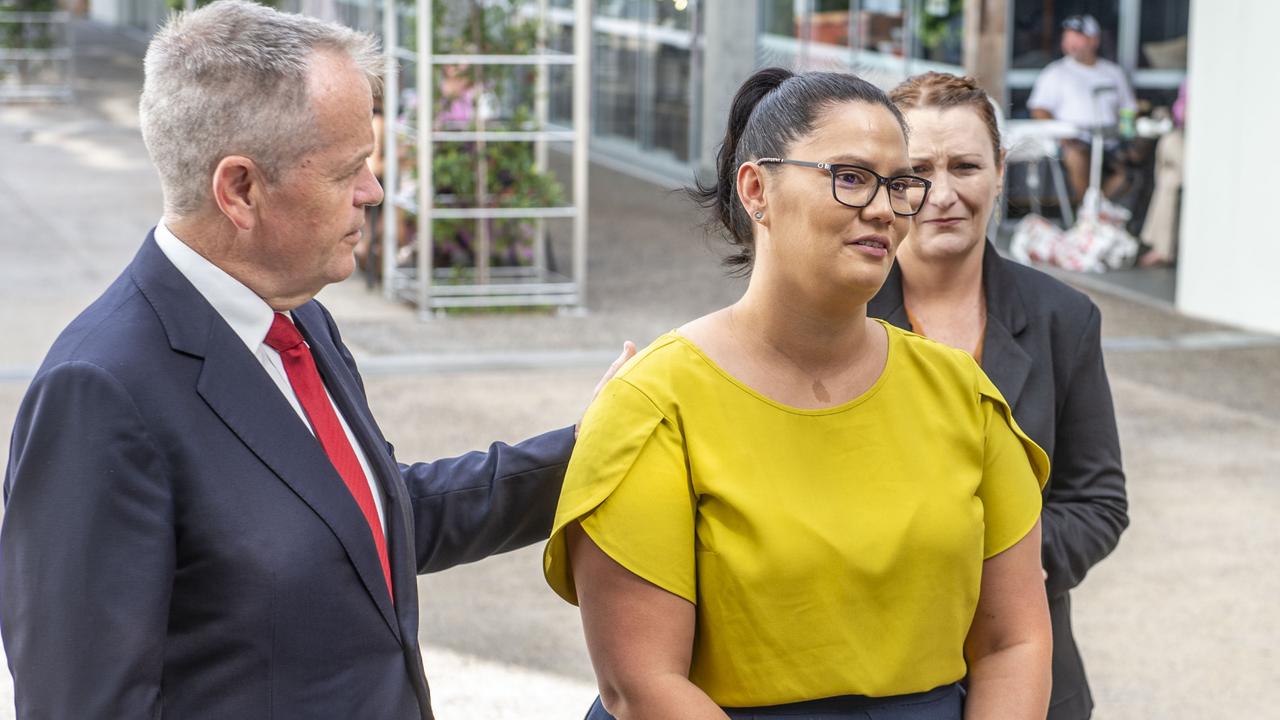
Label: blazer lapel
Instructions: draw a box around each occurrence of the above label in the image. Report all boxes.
[130,235,402,640]
[195,321,402,641]
[869,262,911,330]
[292,308,420,638]
[980,316,1032,408]
[980,241,1033,409]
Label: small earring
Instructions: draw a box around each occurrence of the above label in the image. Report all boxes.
[753,211,764,220]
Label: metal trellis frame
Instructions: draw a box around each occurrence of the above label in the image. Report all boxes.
[0,9,74,102]
[380,0,590,318]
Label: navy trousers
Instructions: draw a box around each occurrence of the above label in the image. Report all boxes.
[584,683,963,720]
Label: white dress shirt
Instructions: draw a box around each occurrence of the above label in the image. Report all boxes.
[154,222,387,535]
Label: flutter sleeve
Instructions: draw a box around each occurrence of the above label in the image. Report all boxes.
[543,377,696,605]
[976,370,1052,558]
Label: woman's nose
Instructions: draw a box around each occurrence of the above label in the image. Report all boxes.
[927,175,957,207]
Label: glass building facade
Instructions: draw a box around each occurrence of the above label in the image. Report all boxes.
[547,0,703,179]
[95,1,1190,182]
[757,0,965,86]
[575,0,1187,180]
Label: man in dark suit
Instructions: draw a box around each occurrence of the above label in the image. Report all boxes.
[0,2,629,717]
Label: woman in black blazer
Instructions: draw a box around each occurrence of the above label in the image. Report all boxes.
[870,72,1129,720]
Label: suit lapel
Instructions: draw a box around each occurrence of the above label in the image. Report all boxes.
[980,316,1032,409]
[292,308,420,637]
[869,262,911,330]
[130,234,402,641]
[195,321,402,641]
[980,241,1033,410]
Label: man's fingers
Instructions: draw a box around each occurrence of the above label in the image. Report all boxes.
[580,342,638,438]
[591,342,637,398]
[612,341,637,371]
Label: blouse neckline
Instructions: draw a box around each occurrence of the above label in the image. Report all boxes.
[666,319,897,417]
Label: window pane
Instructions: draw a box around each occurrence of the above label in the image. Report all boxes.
[1010,0,1121,69]
[1138,0,1188,69]
[761,0,798,38]
[811,8,852,49]
[595,0,645,20]
[593,30,641,143]
[655,0,694,30]
[652,43,691,161]
[859,0,906,57]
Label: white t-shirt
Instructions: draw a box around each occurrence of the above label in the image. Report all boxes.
[1028,56,1137,136]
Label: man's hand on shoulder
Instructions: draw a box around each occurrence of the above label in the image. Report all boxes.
[578,342,637,438]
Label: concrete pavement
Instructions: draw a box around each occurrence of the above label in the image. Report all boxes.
[1,20,1278,719]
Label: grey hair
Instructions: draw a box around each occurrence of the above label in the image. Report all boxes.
[139,0,382,216]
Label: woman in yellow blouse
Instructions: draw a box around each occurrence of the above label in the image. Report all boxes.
[544,68,1053,720]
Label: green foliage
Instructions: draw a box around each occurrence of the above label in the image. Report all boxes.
[399,0,538,55]
[1,0,61,51]
[918,0,963,62]
[405,134,567,271]
[0,0,60,10]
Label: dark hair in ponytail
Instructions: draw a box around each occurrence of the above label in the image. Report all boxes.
[689,68,908,272]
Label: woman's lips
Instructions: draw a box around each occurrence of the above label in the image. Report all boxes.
[846,235,889,258]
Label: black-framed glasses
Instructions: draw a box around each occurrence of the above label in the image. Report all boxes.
[756,158,932,217]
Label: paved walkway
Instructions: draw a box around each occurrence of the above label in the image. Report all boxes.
[1,20,1277,719]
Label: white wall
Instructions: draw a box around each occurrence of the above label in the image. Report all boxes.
[698,0,759,176]
[1177,0,1280,333]
[88,0,122,26]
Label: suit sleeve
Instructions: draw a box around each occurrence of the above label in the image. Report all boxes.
[399,428,575,573]
[1041,304,1130,597]
[315,302,577,574]
[1,361,173,719]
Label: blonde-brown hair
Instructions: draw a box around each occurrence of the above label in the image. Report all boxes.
[890,72,1002,164]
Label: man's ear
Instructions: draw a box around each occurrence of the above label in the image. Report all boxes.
[212,155,261,232]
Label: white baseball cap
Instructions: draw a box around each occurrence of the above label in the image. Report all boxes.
[1062,14,1101,39]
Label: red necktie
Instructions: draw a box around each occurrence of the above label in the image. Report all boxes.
[264,312,393,602]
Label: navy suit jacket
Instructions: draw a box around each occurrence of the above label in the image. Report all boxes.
[870,242,1129,720]
[1,234,575,719]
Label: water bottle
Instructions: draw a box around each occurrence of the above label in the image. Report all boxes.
[1119,108,1136,139]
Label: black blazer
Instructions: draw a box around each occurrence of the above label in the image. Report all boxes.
[1,234,575,719]
[869,242,1129,720]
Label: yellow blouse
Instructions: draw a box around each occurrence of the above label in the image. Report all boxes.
[544,322,1049,707]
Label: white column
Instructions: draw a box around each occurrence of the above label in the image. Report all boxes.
[89,0,121,25]
[1176,0,1280,333]
[698,0,760,176]
[571,0,591,311]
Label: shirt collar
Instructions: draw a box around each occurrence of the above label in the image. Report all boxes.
[153,221,277,352]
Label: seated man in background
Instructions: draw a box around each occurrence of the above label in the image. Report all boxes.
[1028,14,1138,205]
